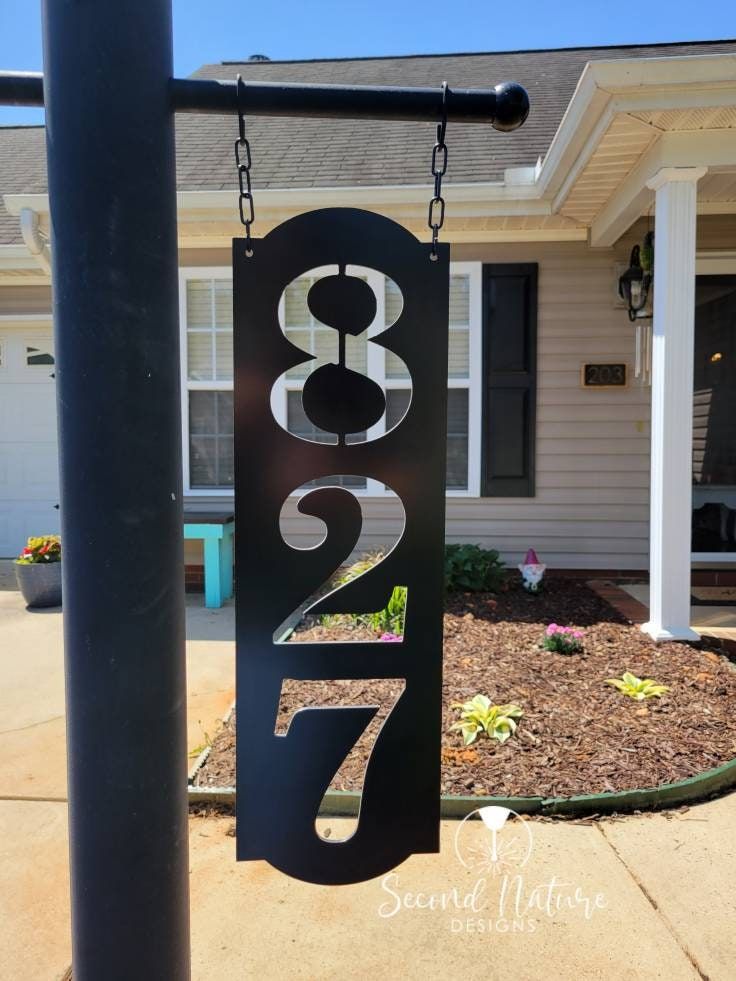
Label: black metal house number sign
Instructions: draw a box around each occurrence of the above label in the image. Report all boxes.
[234,208,449,885]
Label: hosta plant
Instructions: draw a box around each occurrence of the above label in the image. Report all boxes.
[543,623,584,654]
[605,672,669,701]
[450,694,523,746]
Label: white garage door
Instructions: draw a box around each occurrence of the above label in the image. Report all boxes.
[0,326,60,557]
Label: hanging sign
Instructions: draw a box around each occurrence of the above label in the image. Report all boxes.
[234,208,449,885]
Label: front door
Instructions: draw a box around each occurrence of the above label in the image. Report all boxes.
[0,326,60,557]
[692,275,736,557]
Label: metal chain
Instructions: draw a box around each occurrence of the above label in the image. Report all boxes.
[234,75,255,257]
[428,81,448,261]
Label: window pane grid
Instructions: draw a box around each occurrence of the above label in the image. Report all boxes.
[284,275,367,380]
[185,267,473,494]
[385,275,469,380]
[386,388,468,490]
[186,278,233,382]
[189,390,234,488]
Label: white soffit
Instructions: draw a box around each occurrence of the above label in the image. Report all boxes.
[544,54,736,244]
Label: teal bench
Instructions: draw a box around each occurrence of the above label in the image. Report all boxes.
[184,511,234,609]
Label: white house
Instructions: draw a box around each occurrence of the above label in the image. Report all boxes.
[1,39,735,639]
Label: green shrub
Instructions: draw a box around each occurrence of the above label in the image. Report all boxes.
[319,542,506,633]
[444,544,505,593]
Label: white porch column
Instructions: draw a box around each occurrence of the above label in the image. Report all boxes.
[643,167,706,642]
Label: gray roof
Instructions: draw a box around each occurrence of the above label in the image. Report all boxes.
[0,126,47,244]
[2,40,736,243]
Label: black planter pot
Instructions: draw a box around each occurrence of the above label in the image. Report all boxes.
[14,561,62,608]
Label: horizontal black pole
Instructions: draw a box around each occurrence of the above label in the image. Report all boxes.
[0,71,529,130]
[0,70,43,106]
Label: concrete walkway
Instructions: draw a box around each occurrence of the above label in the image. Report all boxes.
[0,562,235,979]
[3,563,736,979]
[187,802,736,980]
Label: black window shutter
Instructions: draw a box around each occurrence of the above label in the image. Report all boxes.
[481,263,538,497]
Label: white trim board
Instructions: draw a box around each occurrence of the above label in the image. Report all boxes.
[0,314,52,322]
[696,252,736,275]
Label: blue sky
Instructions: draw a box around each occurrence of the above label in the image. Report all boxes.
[1,0,732,125]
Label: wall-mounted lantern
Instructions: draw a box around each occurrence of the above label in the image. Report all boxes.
[618,231,654,322]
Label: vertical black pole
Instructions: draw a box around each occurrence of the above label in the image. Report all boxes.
[41,2,190,978]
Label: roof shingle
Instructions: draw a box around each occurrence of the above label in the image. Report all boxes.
[2,40,736,243]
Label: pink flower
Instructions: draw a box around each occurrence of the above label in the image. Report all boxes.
[380,632,402,642]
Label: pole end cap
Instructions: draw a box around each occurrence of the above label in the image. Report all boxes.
[491,81,530,132]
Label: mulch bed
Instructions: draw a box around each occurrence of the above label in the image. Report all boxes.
[196,579,736,799]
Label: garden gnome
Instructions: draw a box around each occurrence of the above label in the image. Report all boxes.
[519,548,546,593]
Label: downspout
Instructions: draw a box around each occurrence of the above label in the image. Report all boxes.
[19,206,52,275]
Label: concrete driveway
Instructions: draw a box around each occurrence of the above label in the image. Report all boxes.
[0,562,234,980]
[3,561,736,980]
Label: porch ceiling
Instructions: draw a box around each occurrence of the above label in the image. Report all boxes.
[549,55,736,246]
[630,105,736,131]
[558,110,736,226]
[698,169,736,204]
[558,115,658,224]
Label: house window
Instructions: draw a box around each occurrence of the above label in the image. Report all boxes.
[286,391,366,489]
[183,277,234,489]
[181,263,481,495]
[283,275,367,381]
[189,390,234,488]
[281,271,368,490]
[185,279,232,382]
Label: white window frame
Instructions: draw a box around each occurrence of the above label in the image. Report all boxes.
[179,266,234,497]
[179,262,482,498]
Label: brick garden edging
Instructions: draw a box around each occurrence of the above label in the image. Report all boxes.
[588,578,736,657]
[587,580,649,625]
